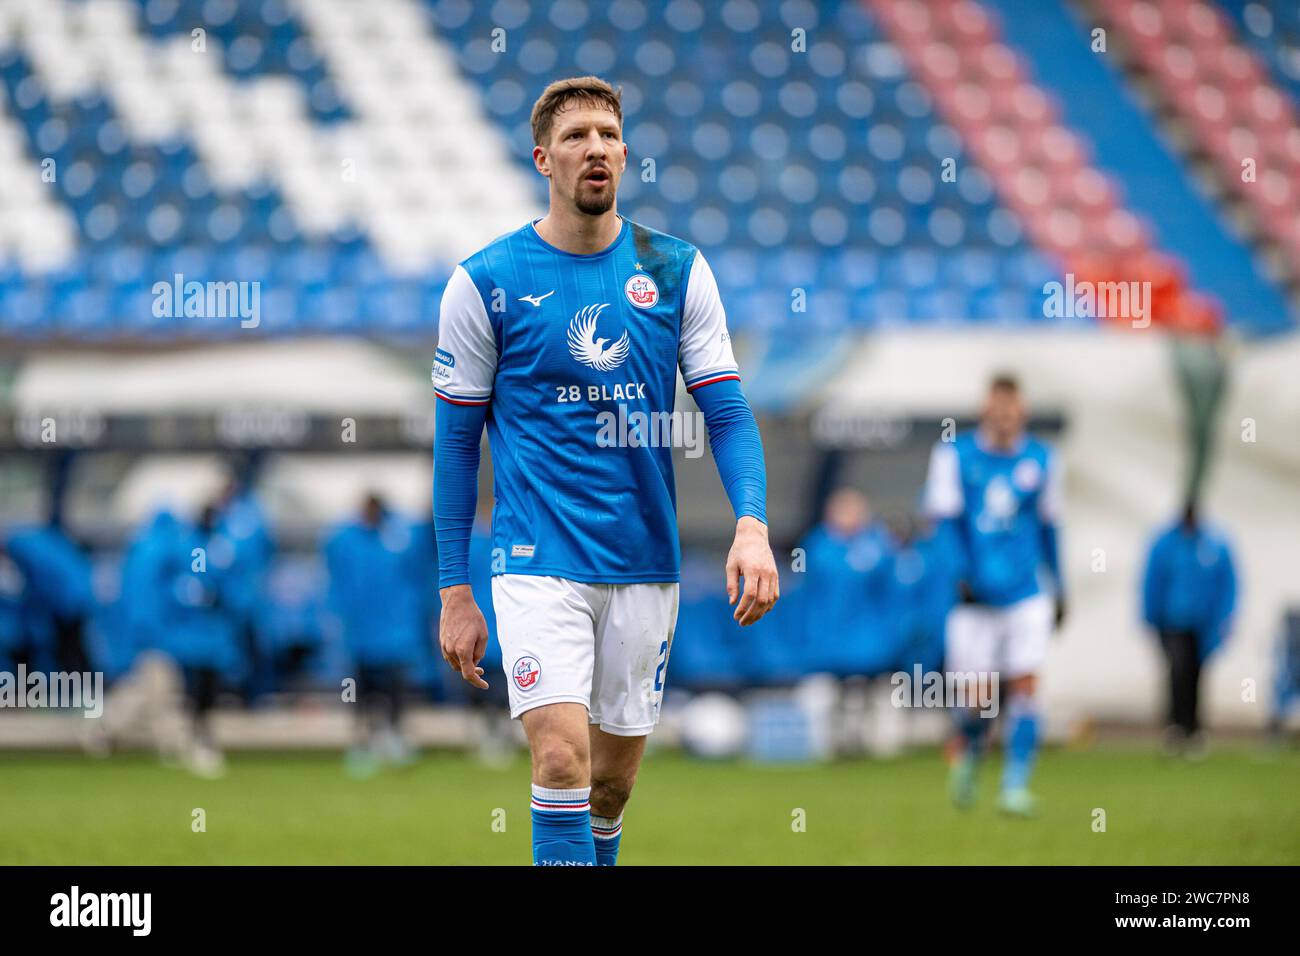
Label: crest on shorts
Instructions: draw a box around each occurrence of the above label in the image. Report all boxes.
[512,656,540,691]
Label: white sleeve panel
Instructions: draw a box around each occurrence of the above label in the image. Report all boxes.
[1038,448,1064,522]
[922,442,964,518]
[678,251,739,388]
[433,265,496,402]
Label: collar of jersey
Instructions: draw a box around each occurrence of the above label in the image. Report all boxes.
[974,428,1027,457]
[527,215,628,259]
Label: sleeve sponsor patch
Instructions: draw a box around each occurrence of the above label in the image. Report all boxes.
[432,348,455,385]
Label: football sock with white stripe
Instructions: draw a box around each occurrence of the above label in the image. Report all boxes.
[1001,694,1040,793]
[530,784,596,866]
[590,812,623,866]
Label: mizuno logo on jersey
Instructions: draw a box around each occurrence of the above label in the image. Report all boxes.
[519,290,555,307]
[567,303,630,371]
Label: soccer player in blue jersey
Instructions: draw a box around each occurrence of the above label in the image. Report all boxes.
[923,374,1066,817]
[433,77,778,865]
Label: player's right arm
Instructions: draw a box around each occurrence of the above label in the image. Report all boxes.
[433,264,496,689]
[922,440,972,601]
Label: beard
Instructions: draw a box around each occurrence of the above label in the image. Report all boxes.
[574,179,616,215]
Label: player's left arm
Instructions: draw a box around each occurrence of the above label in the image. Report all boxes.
[1038,448,1067,629]
[680,250,777,626]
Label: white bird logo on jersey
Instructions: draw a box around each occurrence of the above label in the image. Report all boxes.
[567,303,630,371]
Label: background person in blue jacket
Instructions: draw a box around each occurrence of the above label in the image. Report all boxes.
[889,515,955,677]
[798,488,900,679]
[120,509,186,666]
[166,503,246,777]
[5,516,95,676]
[1141,504,1237,755]
[325,493,423,774]
[212,477,275,703]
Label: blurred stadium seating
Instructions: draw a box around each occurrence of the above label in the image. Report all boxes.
[0,0,1291,342]
[0,0,1297,742]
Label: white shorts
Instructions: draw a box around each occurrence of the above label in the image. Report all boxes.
[945,593,1053,680]
[490,574,679,736]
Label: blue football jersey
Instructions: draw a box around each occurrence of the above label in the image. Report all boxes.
[434,216,739,584]
[923,430,1063,606]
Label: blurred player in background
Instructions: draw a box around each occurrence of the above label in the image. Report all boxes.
[434,76,778,865]
[924,375,1066,816]
[1141,504,1237,757]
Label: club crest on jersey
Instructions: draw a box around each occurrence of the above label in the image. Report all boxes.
[624,273,659,309]
[512,656,540,691]
[567,303,630,371]
[1012,458,1042,491]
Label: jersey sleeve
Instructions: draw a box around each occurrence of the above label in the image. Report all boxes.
[678,251,740,392]
[433,265,496,406]
[1037,448,1064,522]
[922,442,964,518]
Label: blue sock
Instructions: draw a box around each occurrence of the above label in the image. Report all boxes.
[591,813,623,866]
[530,785,596,866]
[1002,695,1040,793]
[956,708,989,759]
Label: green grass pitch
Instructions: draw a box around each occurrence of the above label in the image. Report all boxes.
[2,745,1297,864]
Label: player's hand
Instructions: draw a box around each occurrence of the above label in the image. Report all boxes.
[957,580,976,604]
[726,516,779,627]
[1053,595,1067,632]
[438,584,490,689]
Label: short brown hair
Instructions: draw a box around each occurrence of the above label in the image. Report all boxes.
[989,372,1020,393]
[530,76,623,147]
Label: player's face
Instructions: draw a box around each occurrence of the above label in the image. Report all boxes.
[982,387,1026,442]
[537,106,627,216]
[825,488,870,536]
